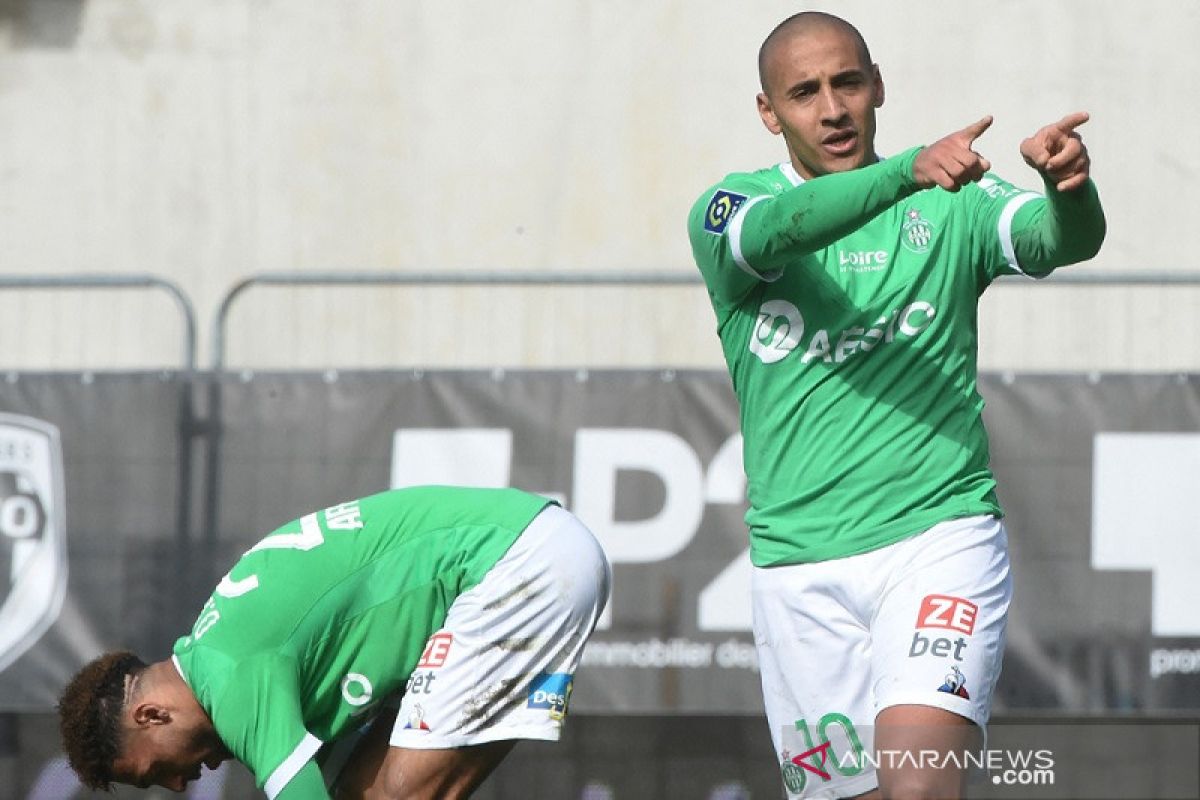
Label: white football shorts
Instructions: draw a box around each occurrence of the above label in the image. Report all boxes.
[753,514,1012,799]
[390,503,611,749]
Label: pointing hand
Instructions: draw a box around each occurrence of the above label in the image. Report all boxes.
[1020,112,1092,193]
[912,116,993,192]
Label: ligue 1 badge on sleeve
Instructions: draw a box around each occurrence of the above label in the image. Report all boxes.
[0,414,67,674]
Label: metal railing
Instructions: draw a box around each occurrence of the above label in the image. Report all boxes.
[0,273,198,371]
[209,269,1200,370]
[0,274,201,630]
[12,268,1200,373]
[210,270,709,370]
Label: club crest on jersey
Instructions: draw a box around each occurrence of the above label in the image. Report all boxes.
[901,208,935,254]
[0,414,67,675]
[703,189,748,234]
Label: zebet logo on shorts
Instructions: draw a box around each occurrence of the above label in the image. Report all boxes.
[418,631,453,667]
[909,594,977,662]
[0,414,67,674]
[527,672,572,720]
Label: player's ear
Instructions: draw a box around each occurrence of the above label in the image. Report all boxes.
[872,65,885,108]
[757,92,782,135]
[132,702,171,726]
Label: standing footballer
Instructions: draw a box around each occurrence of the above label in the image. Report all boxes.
[57,486,610,798]
[687,11,1104,800]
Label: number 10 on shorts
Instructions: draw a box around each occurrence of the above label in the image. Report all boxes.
[779,713,868,796]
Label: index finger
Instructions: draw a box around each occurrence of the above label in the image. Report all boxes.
[1054,111,1090,133]
[959,115,994,143]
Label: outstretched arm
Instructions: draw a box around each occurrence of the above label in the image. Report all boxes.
[734,117,997,270]
[1010,112,1105,271]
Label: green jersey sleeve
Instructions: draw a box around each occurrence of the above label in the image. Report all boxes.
[688,147,923,306]
[272,761,329,800]
[1009,178,1105,277]
[204,653,327,798]
[965,173,1105,282]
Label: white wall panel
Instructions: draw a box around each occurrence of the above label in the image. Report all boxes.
[0,1,1194,370]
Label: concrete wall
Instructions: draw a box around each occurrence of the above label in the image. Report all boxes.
[1,0,1197,371]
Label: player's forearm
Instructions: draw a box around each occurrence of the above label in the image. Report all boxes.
[738,147,923,269]
[1011,178,1106,273]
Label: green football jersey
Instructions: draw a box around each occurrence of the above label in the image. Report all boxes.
[173,486,551,799]
[688,149,1102,567]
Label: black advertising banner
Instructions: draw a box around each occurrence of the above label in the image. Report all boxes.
[2,370,1199,715]
[0,373,188,712]
[981,374,1200,713]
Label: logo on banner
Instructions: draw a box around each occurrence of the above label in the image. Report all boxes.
[0,414,67,674]
[390,424,753,633]
[1092,433,1200,642]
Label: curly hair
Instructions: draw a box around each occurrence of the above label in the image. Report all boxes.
[57,650,147,790]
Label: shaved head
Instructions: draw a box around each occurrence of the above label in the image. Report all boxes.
[753,11,884,179]
[758,12,873,93]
